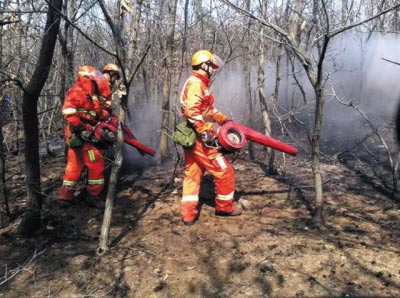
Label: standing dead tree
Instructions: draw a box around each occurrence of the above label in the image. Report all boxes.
[97,0,150,255]
[222,0,400,227]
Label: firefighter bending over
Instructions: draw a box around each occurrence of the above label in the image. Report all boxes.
[56,64,120,209]
[180,50,243,226]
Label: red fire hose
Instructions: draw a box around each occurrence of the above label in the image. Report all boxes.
[96,117,156,157]
[217,121,298,156]
[121,126,156,157]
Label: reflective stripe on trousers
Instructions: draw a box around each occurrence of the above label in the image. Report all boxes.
[181,139,235,222]
[59,143,105,200]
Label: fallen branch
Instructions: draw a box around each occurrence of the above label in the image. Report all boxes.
[0,248,46,287]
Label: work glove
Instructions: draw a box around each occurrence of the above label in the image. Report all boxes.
[81,130,92,141]
[214,112,229,125]
[98,109,110,120]
[100,128,117,144]
[200,129,217,144]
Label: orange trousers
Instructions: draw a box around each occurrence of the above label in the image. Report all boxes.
[181,139,235,222]
[60,143,105,201]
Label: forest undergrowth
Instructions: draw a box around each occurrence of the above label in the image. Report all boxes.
[0,144,399,298]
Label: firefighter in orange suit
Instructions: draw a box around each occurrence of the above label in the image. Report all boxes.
[57,66,112,208]
[102,63,121,93]
[93,63,121,119]
[180,50,243,226]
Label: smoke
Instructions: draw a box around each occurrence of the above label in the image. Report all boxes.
[322,32,400,153]
[120,101,161,176]
[122,32,400,169]
[329,32,400,113]
[212,63,249,123]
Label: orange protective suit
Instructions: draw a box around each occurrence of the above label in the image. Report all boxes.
[92,69,113,119]
[59,75,111,201]
[180,71,234,223]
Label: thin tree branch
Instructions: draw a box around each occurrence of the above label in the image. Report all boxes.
[220,0,310,66]
[0,249,46,287]
[0,20,20,26]
[128,43,152,86]
[382,57,400,66]
[324,3,400,40]
[44,0,117,58]
[0,79,26,93]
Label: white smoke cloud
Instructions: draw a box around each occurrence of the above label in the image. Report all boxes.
[123,32,400,164]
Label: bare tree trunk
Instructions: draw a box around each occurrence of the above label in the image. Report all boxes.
[99,91,127,254]
[257,21,270,157]
[244,58,255,160]
[194,0,204,49]
[58,0,76,106]
[290,0,303,45]
[0,0,11,227]
[267,48,286,174]
[98,0,146,254]
[10,97,20,154]
[310,86,325,226]
[341,0,348,26]
[393,8,399,31]
[0,127,11,228]
[393,152,400,194]
[309,35,330,227]
[17,0,63,236]
[97,0,127,254]
[159,0,177,161]
[256,1,277,174]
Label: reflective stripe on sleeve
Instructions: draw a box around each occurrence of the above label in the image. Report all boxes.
[191,115,203,121]
[76,109,96,117]
[62,108,77,115]
[63,108,96,117]
[215,156,227,170]
[98,96,111,106]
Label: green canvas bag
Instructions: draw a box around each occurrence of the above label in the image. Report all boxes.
[69,133,83,148]
[172,120,197,148]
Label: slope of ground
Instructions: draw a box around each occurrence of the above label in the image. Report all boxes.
[0,151,400,298]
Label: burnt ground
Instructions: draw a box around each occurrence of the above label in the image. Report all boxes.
[0,145,400,298]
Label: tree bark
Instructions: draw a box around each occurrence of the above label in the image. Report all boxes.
[309,33,330,227]
[58,0,76,106]
[159,0,177,161]
[98,0,146,254]
[244,58,255,160]
[17,0,63,237]
[98,91,126,254]
[310,85,325,226]
[0,0,11,228]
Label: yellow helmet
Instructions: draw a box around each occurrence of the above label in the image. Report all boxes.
[77,65,96,79]
[103,63,119,72]
[191,50,221,69]
[103,63,121,79]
